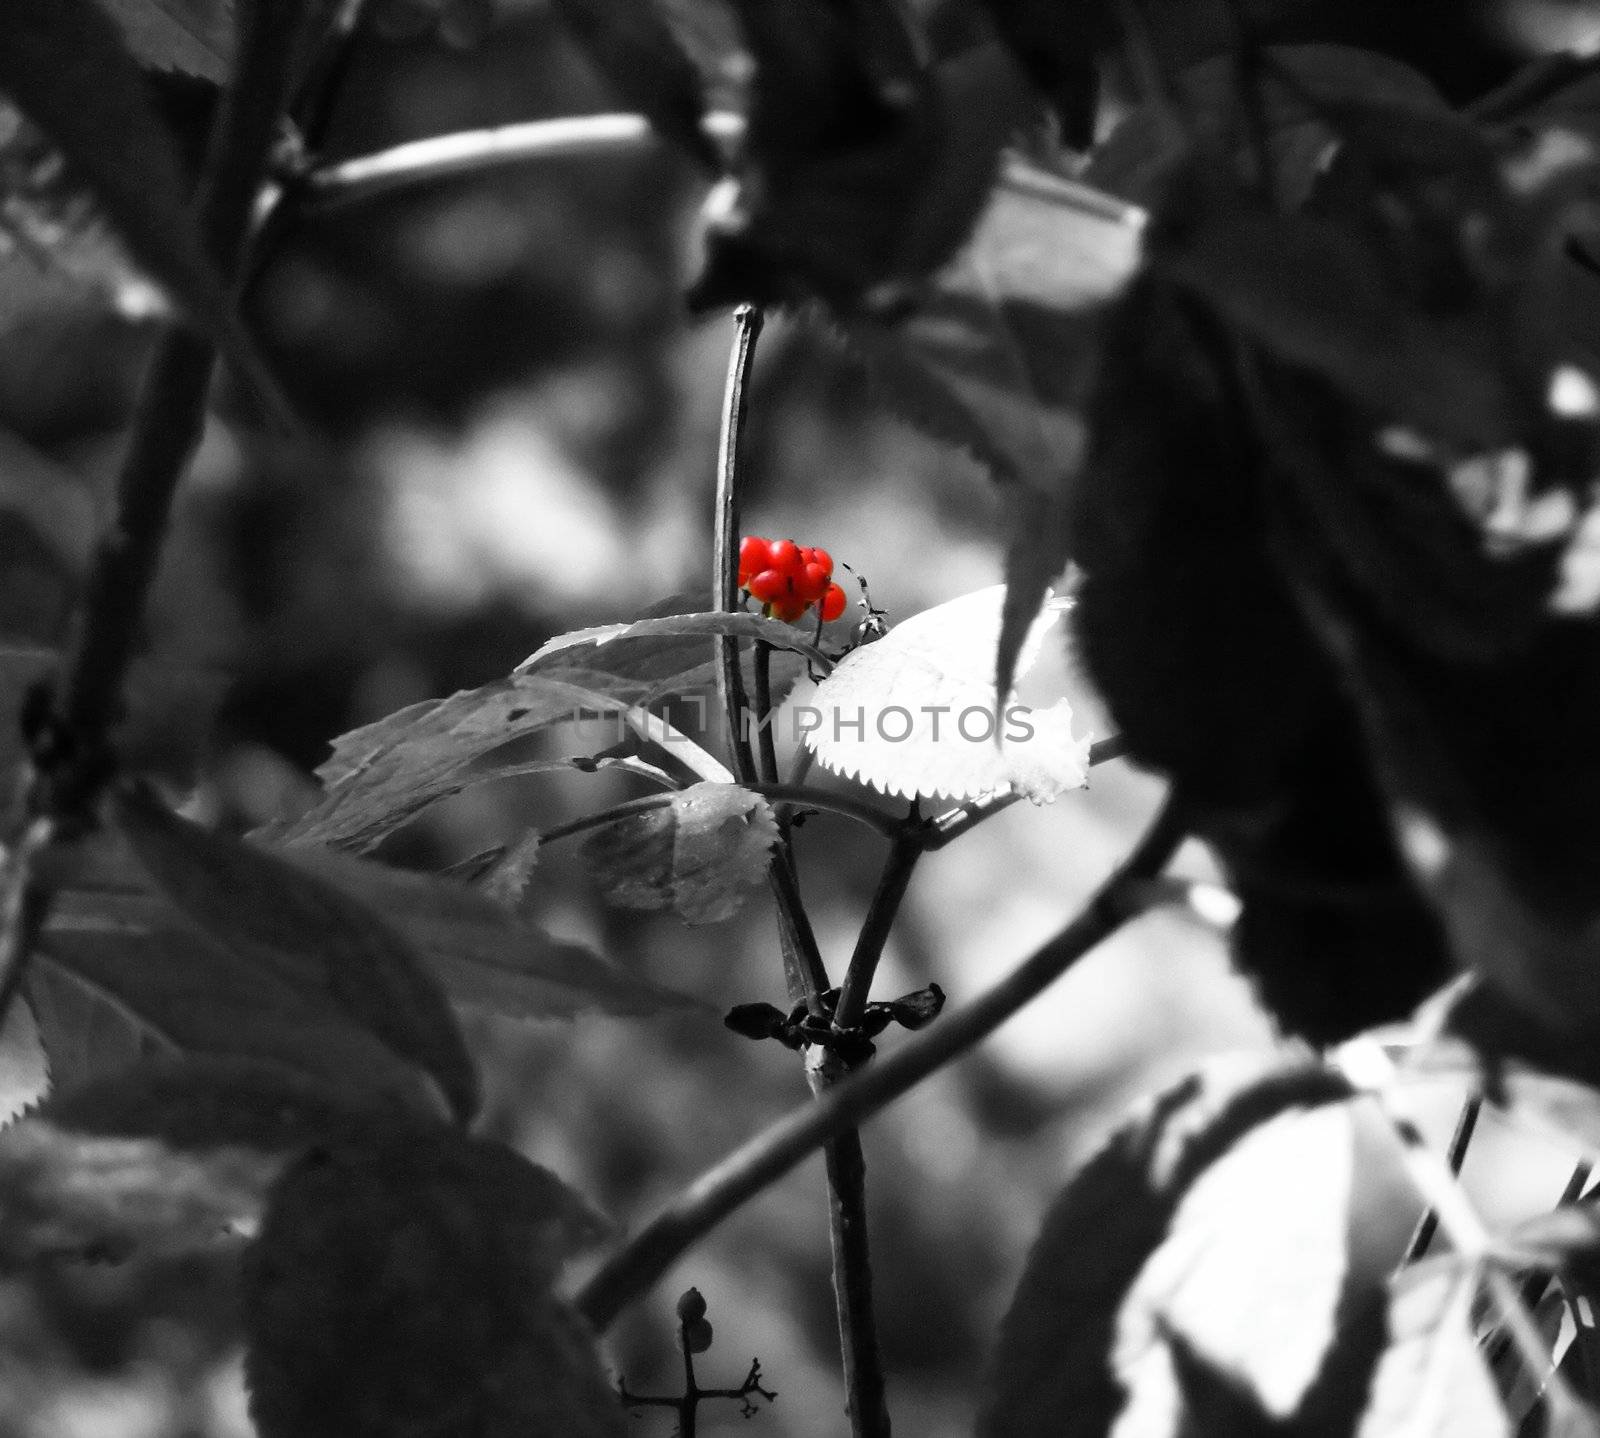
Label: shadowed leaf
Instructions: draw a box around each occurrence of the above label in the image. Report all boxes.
[244,1130,620,1438]
[100,0,234,79]
[581,782,778,924]
[0,0,229,328]
[550,0,721,172]
[115,787,480,1123]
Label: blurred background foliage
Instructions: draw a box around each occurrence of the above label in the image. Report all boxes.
[0,0,1593,1432]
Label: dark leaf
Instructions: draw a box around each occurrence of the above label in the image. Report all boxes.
[1070,275,1452,1041]
[723,1001,787,1041]
[694,14,1035,310]
[42,1055,415,1152]
[99,0,234,80]
[114,787,481,1123]
[272,842,712,1019]
[972,0,1102,145]
[550,0,721,172]
[24,956,148,1093]
[34,928,446,1118]
[886,982,944,1030]
[0,0,229,329]
[1087,45,1448,211]
[50,827,709,1025]
[244,1130,620,1438]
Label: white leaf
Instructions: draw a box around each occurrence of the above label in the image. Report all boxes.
[1357,1263,1511,1438]
[786,586,1091,802]
[1111,1099,1418,1432]
[0,999,49,1130]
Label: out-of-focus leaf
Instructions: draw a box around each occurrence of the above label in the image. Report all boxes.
[1357,1263,1521,1438]
[833,157,1141,700]
[972,0,1101,145]
[43,1056,412,1152]
[789,586,1091,802]
[0,101,162,321]
[550,0,721,172]
[979,1055,1384,1437]
[0,1116,275,1267]
[115,787,480,1124]
[1088,45,1447,211]
[49,827,709,1023]
[0,428,96,582]
[694,20,1035,310]
[99,0,234,80]
[0,0,228,329]
[581,782,778,924]
[0,642,224,783]
[33,927,446,1119]
[24,959,148,1094]
[244,1130,621,1438]
[836,158,1139,494]
[271,842,712,1019]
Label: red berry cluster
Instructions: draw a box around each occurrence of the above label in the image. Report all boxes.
[739,536,848,624]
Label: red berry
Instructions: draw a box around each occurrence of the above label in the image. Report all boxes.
[808,547,833,577]
[738,536,771,587]
[798,562,831,602]
[748,569,786,604]
[772,595,809,623]
[820,583,847,623]
[767,539,802,574]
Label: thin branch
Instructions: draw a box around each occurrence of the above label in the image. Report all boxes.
[0,0,306,1028]
[303,111,746,209]
[574,794,1187,1331]
[1402,1094,1481,1264]
[834,828,921,1030]
[813,1123,890,1437]
[714,306,762,791]
[752,643,781,787]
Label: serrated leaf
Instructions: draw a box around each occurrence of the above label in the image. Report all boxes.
[272,673,711,852]
[115,787,481,1123]
[0,999,49,1130]
[0,0,229,329]
[788,585,1091,802]
[244,1129,620,1438]
[550,0,720,172]
[581,781,778,924]
[100,0,234,80]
